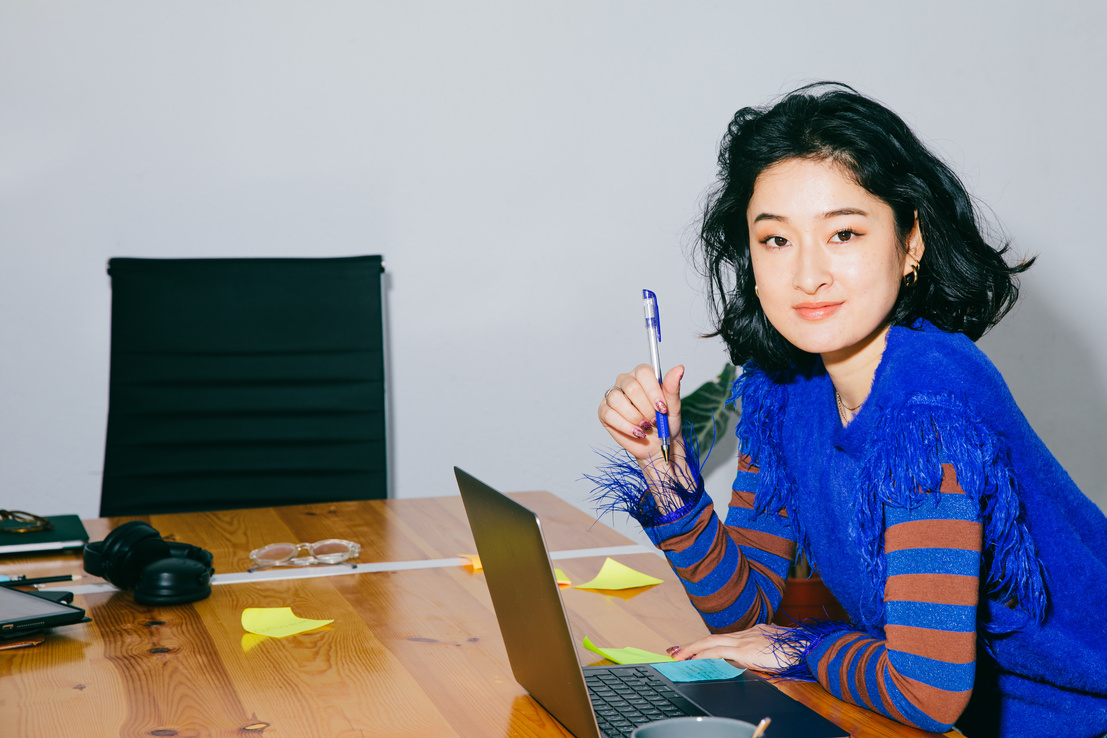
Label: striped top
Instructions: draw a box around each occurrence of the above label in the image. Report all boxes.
[644,456,982,732]
[592,323,1107,735]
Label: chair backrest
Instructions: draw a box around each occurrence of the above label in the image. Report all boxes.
[101,256,387,516]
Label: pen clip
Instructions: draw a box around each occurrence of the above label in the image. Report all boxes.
[643,289,661,342]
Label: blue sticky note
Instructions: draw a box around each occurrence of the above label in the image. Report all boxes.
[652,658,746,682]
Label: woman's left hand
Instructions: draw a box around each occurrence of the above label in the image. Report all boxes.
[666,624,799,671]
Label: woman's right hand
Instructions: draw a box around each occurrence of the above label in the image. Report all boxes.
[598,364,684,462]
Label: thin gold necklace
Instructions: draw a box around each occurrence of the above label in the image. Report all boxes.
[835,390,863,423]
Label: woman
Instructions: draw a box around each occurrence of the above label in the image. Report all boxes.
[593,83,1107,737]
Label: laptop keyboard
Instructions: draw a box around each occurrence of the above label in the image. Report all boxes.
[586,666,704,737]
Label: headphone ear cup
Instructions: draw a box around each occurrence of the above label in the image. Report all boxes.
[133,557,213,606]
[84,521,150,578]
[85,521,172,590]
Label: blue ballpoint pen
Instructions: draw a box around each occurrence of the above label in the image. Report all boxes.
[642,289,671,464]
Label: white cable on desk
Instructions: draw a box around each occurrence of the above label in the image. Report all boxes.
[51,543,658,595]
[550,544,657,561]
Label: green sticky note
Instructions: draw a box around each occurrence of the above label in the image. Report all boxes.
[583,636,674,664]
[575,558,663,590]
[652,658,745,682]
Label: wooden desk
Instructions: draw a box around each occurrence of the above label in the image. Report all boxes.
[0,494,950,737]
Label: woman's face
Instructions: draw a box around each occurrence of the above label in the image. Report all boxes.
[747,157,922,364]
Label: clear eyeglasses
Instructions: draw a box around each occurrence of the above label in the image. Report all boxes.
[248,539,361,571]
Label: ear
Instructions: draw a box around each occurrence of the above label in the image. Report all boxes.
[902,213,925,276]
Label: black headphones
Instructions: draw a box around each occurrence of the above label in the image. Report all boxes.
[83,521,214,605]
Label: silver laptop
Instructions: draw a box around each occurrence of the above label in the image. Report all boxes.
[454,467,847,738]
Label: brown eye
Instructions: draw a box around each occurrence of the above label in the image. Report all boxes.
[834,230,855,242]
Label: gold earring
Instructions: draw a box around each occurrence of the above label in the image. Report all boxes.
[903,261,920,288]
[754,285,760,298]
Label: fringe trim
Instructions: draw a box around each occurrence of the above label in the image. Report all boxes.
[586,421,709,528]
[733,364,808,560]
[857,392,1048,630]
[765,620,856,681]
[734,363,1046,634]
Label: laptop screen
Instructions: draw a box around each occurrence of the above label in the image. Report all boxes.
[455,467,603,738]
[454,467,848,738]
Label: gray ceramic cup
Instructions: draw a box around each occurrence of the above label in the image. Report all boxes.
[631,716,760,738]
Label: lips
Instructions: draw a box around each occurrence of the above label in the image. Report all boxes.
[794,301,843,320]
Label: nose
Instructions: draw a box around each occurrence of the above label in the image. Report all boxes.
[793,242,831,295]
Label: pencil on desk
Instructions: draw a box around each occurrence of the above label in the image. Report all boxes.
[0,574,84,588]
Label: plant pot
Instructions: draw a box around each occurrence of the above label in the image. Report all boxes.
[773,575,849,625]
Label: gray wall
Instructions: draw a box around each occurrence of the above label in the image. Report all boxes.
[2,2,1104,546]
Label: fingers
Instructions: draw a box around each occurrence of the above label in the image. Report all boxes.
[664,626,796,671]
[662,365,685,399]
[661,364,685,423]
[598,370,659,460]
[632,364,670,416]
[597,364,685,460]
[598,383,651,442]
[599,366,658,423]
[666,634,742,661]
[671,644,739,662]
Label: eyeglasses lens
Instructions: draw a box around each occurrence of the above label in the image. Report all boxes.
[252,543,300,566]
[311,540,353,562]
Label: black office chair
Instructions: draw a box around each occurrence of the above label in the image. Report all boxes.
[100,256,387,516]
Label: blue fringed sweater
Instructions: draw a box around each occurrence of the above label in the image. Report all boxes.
[592,321,1107,737]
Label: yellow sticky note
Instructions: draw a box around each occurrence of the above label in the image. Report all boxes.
[241,632,268,653]
[583,636,673,664]
[241,607,333,638]
[575,558,663,591]
[459,553,483,571]
[554,568,571,587]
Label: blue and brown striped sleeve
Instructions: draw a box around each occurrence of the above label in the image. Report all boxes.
[644,455,797,632]
[800,464,982,731]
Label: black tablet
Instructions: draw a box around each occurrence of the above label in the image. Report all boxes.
[0,586,87,636]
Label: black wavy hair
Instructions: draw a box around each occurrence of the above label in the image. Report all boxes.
[699,82,1032,372]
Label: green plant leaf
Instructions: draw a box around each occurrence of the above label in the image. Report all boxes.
[680,364,739,455]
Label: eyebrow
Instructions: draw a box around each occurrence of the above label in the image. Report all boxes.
[752,207,870,223]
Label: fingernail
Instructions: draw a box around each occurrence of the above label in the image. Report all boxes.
[640,420,652,431]
[632,429,646,440]
[666,646,680,656]
[656,400,668,413]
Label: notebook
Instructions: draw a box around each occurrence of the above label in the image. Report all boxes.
[0,585,87,637]
[0,514,89,555]
[454,467,847,738]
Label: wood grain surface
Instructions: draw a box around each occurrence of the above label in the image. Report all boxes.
[0,494,954,737]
